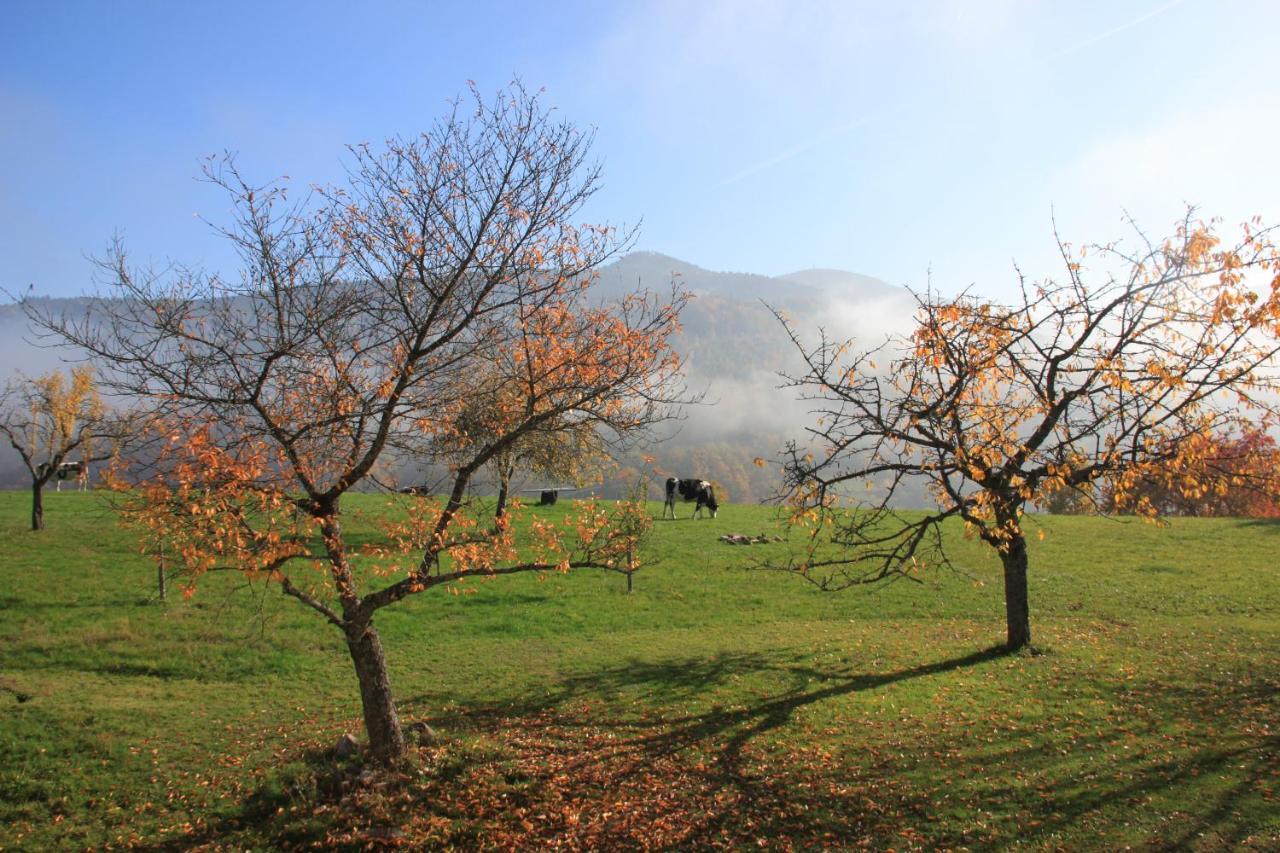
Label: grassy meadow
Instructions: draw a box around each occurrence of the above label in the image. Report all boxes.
[0,490,1277,849]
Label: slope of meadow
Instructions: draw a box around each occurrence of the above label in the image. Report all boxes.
[0,491,1276,849]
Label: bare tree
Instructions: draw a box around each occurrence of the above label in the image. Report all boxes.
[28,82,689,763]
[774,214,1280,650]
[0,366,120,530]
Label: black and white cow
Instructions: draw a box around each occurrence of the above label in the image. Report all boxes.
[56,461,87,492]
[36,461,88,492]
[663,477,719,519]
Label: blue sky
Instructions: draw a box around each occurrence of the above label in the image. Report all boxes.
[3,0,1278,301]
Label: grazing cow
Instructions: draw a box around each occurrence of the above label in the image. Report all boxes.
[55,461,87,492]
[663,477,719,519]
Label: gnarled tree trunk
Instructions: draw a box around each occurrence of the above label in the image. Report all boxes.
[345,617,405,764]
[321,503,406,764]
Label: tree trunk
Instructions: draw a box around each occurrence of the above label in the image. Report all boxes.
[345,617,405,764]
[31,481,44,531]
[316,501,405,764]
[494,462,514,519]
[157,541,167,600]
[1000,534,1031,650]
[495,481,509,519]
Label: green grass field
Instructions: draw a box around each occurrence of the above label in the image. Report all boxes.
[1,491,1277,850]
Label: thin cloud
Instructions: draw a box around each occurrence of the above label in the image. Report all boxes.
[1049,0,1188,61]
[718,111,888,187]
[718,0,1188,189]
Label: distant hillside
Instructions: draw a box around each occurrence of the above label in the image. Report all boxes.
[0,256,915,502]
[592,253,913,502]
[596,251,830,308]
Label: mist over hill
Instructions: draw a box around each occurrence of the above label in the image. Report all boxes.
[591,253,915,503]
[0,255,918,502]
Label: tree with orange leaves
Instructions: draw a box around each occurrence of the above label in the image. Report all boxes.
[1101,426,1280,518]
[30,82,689,763]
[442,364,612,519]
[774,213,1280,650]
[0,366,121,530]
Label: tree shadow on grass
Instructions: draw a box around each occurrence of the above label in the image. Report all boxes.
[941,726,1280,849]
[139,742,348,851]
[135,645,1007,849]
[138,644,1279,849]
[560,644,1011,752]
[914,667,1280,847]
[396,644,1020,846]
[402,644,1279,848]
[416,643,1011,737]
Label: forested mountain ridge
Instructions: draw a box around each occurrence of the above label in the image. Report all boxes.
[0,256,911,502]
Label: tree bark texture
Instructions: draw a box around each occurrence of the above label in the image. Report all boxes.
[495,480,510,520]
[345,618,405,764]
[30,481,44,531]
[494,461,514,519]
[1001,534,1031,650]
